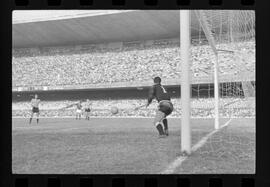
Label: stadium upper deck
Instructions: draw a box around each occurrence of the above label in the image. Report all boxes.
[12,40,255,91]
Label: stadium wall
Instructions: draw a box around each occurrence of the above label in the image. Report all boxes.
[12,82,250,102]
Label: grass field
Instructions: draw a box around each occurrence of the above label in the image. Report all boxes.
[12,117,255,174]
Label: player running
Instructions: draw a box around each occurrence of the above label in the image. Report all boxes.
[146,77,174,138]
[84,99,92,120]
[29,94,41,124]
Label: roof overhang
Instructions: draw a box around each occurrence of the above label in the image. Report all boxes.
[12,10,209,48]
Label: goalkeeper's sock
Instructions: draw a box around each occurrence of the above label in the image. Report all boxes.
[163,118,168,136]
[29,118,32,124]
[163,118,168,130]
[156,123,165,135]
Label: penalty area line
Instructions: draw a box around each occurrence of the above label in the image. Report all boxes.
[160,118,232,174]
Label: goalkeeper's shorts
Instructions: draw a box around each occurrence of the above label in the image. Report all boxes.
[154,100,174,125]
[158,100,173,116]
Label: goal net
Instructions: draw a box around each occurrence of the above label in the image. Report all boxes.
[190,10,255,120]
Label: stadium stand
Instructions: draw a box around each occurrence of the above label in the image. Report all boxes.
[12,36,255,118]
[12,39,255,89]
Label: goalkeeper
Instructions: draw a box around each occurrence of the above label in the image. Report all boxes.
[146,77,174,138]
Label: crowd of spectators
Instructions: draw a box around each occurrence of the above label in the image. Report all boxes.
[12,40,255,88]
[12,98,255,118]
[12,39,255,118]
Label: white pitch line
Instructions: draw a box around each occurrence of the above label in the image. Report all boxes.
[160,118,232,174]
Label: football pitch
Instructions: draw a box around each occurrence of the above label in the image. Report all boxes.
[12,117,255,174]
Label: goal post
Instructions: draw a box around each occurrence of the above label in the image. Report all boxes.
[180,10,191,154]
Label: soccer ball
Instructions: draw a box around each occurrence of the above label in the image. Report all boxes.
[111,106,118,115]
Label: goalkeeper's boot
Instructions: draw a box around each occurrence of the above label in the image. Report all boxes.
[156,123,165,138]
[158,134,166,138]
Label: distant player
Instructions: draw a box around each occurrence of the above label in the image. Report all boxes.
[84,99,92,120]
[29,94,40,124]
[76,100,83,120]
[146,77,174,138]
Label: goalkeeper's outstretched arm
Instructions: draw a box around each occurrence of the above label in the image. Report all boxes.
[146,86,155,108]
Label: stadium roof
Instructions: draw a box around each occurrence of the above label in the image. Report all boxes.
[12,10,205,48]
[13,10,253,48]
[13,10,133,24]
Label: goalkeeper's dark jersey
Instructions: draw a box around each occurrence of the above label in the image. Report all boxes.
[147,83,171,104]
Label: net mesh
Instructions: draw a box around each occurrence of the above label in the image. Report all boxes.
[190,10,255,118]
